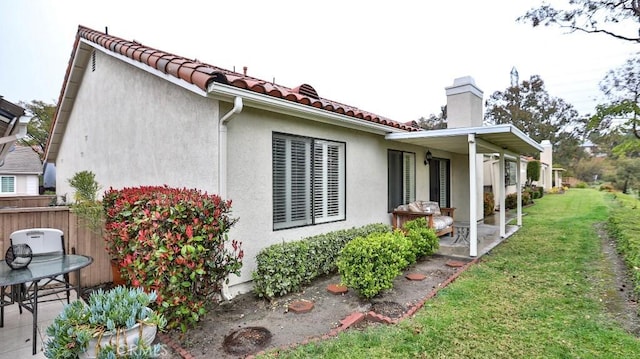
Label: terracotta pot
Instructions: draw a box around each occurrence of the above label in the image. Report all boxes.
[110,259,126,286]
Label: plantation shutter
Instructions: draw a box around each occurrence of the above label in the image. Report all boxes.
[272,135,312,229]
[403,153,415,204]
[313,140,345,223]
[439,166,448,207]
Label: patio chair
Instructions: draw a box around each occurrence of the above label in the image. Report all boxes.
[392,201,455,237]
[10,228,72,306]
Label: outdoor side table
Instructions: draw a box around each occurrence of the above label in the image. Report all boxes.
[0,254,93,355]
[453,222,470,244]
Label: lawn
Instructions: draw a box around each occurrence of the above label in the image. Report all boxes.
[258,189,640,358]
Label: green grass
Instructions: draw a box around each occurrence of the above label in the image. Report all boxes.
[258,189,640,358]
[606,191,640,295]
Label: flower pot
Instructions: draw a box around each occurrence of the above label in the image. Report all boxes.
[79,322,157,359]
[111,259,126,286]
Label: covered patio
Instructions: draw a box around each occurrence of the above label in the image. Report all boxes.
[386,124,543,257]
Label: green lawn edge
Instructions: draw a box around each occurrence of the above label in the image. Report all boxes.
[258,189,640,359]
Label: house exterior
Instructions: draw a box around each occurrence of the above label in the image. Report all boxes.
[0,145,42,196]
[45,26,542,296]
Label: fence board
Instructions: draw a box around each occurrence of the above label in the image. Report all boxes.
[0,206,111,287]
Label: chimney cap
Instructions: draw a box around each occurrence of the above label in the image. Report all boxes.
[445,76,483,98]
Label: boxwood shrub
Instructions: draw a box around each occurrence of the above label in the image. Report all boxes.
[252,223,391,299]
[337,231,411,299]
[402,217,439,259]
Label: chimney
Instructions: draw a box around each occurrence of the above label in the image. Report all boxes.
[445,76,484,128]
[540,140,553,191]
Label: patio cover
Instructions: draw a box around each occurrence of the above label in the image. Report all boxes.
[386,124,544,257]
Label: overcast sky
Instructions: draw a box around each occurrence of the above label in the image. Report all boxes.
[0,0,637,123]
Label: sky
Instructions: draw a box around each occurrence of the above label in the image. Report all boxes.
[0,0,638,123]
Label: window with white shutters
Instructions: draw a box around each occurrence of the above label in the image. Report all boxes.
[273,134,345,230]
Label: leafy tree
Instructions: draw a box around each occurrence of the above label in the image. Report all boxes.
[18,100,55,158]
[588,54,640,142]
[484,74,585,167]
[526,160,541,186]
[418,105,447,130]
[518,0,640,43]
[573,157,605,182]
[613,157,640,192]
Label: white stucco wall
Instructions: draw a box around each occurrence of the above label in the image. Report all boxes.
[224,106,432,292]
[55,51,220,201]
[55,49,446,295]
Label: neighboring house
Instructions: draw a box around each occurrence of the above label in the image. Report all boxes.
[0,144,43,196]
[0,96,30,167]
[45,26,542,296]
[483,144,553,201]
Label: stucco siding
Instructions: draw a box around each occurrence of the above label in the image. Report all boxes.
[224,107,431,290]
[55,51,220,200]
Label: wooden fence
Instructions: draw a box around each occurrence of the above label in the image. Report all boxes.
[0,204,112,287]
[0,195,57,208]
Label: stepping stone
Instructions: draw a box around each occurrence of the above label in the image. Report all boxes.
[288,300,314,314]
[405,273,426,281]
[327,284,348,294]
[446,260,466,268]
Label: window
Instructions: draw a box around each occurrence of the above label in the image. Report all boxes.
[273,133,345,230]
[505,161,517,186]
[1,176,16,194]
[388,150,416,212]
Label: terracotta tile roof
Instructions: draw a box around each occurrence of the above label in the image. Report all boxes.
[75,26,419,132]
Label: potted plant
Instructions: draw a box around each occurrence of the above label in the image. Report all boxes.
[44,286,167,359]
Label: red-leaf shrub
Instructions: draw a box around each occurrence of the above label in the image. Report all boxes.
[103,185,243,331]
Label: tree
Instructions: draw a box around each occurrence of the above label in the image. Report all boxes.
[613,157,640,192]
[526,160,541,186]
[484,74,585,167]
[588,54,640,142]
[518,0,640,43]
[418,105,447,130]
[573,157,605,182]
[18,100,55,158]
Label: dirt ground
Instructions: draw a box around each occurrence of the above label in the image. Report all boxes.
[147,227,640,358]
[597,226,640,335]
[164,254,468,359]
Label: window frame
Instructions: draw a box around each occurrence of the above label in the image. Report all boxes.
[0,175,16,194]
[272,133,346,230]
[388,150,416,212]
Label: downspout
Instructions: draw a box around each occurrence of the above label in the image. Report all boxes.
[218,96,243,301]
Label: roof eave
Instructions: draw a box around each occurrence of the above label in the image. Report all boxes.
[208,82,408,136]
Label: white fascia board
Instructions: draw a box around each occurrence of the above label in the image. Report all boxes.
[386,124,543,152]
[208,83,407,136]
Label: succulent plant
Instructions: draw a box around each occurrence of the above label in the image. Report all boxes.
[44,286,166,359]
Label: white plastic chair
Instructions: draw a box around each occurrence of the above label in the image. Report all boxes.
[10,228,71,305]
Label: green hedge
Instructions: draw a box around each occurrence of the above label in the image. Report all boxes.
[403,217,439,259]
[337,231,411,299]
[252,223,391,298]
[337,218,439,299]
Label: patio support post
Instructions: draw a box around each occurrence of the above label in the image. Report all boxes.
[468,133,478,257]
[499,149,506,238]
[516,157,522,226]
